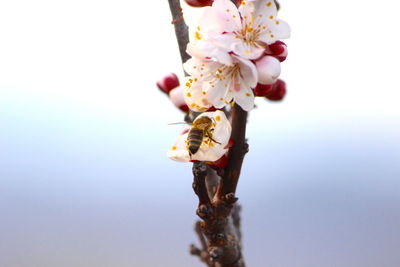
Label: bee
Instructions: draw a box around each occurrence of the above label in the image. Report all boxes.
[170,116,221,156]
[187,116,221,156]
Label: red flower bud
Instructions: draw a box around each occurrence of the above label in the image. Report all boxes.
[253,83,274,97]
[156,73,179,94]
[184,0,213,7]
[266,79,287,101]
[266,41,288,62]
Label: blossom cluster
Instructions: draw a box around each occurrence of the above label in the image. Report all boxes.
[165,0,290,164]
[183,0,290,112]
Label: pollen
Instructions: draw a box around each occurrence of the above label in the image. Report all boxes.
[269,15,274,19]
[220,97,224,101]
[195,31,202,40]
[202,91,206,95]
[186,82,191,88]
[266,1,272,7]
[172,146,177,150]
[186,92,192,97]
[226,9,230,12]
[215,115,221,121]
[276,21,280,25]
[245,92,251,97]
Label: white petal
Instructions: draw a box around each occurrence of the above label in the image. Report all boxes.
[207,110,231,146]
[232,80,255,111]
[234,55,258,88]
[203,77,233,109]
[184,77,212,112]
[255,55,281,84]
[187,40,233,66]
[268,19,291,40]
[232,41,265,60]
[252,0,278,20]
[168,133,190,162]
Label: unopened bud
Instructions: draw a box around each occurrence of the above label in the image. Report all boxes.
[156,73,179,94]
[266,41,288,62]
[255,55,281,85]
[266,79,287,101]
[184,0,213,7]
[253,83,274,97]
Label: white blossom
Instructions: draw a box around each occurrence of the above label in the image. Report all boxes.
[183,55,257,111]
[189,0,290,61]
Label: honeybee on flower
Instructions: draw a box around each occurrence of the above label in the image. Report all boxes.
[168,111,231,162]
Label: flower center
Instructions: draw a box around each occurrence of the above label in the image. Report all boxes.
[235,24,261,46]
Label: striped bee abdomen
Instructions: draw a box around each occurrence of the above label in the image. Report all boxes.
[187,128,204,155]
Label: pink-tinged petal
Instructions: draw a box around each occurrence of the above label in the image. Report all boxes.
[232,80,255,111]
[184,77,212,112]
[255,55,281,85]
[197,0,240,35]
[234,55,258,88]
[187,40,233,66]
[211,0,242,32]
[168,133,190,162]
[169,87,188,112]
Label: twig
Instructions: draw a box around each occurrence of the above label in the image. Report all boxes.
[167,0,247,266]
[167,0,190,63]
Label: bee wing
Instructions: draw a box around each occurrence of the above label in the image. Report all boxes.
[168,122,193,126]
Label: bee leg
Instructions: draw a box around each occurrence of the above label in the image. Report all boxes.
[210,136,221,145]
[207,134,222,145]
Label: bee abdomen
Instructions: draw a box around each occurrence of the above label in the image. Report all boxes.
[187,128,204,155]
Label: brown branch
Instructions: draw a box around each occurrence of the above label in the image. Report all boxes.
[218,104,249,198]
[167,0,190,64]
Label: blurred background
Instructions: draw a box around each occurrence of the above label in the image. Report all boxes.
[0,0,399,266]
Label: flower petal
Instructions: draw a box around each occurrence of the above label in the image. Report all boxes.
[234,55,258,88]
[184,77,212,112]
[168,133,190,162]
[232,79,255,111]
